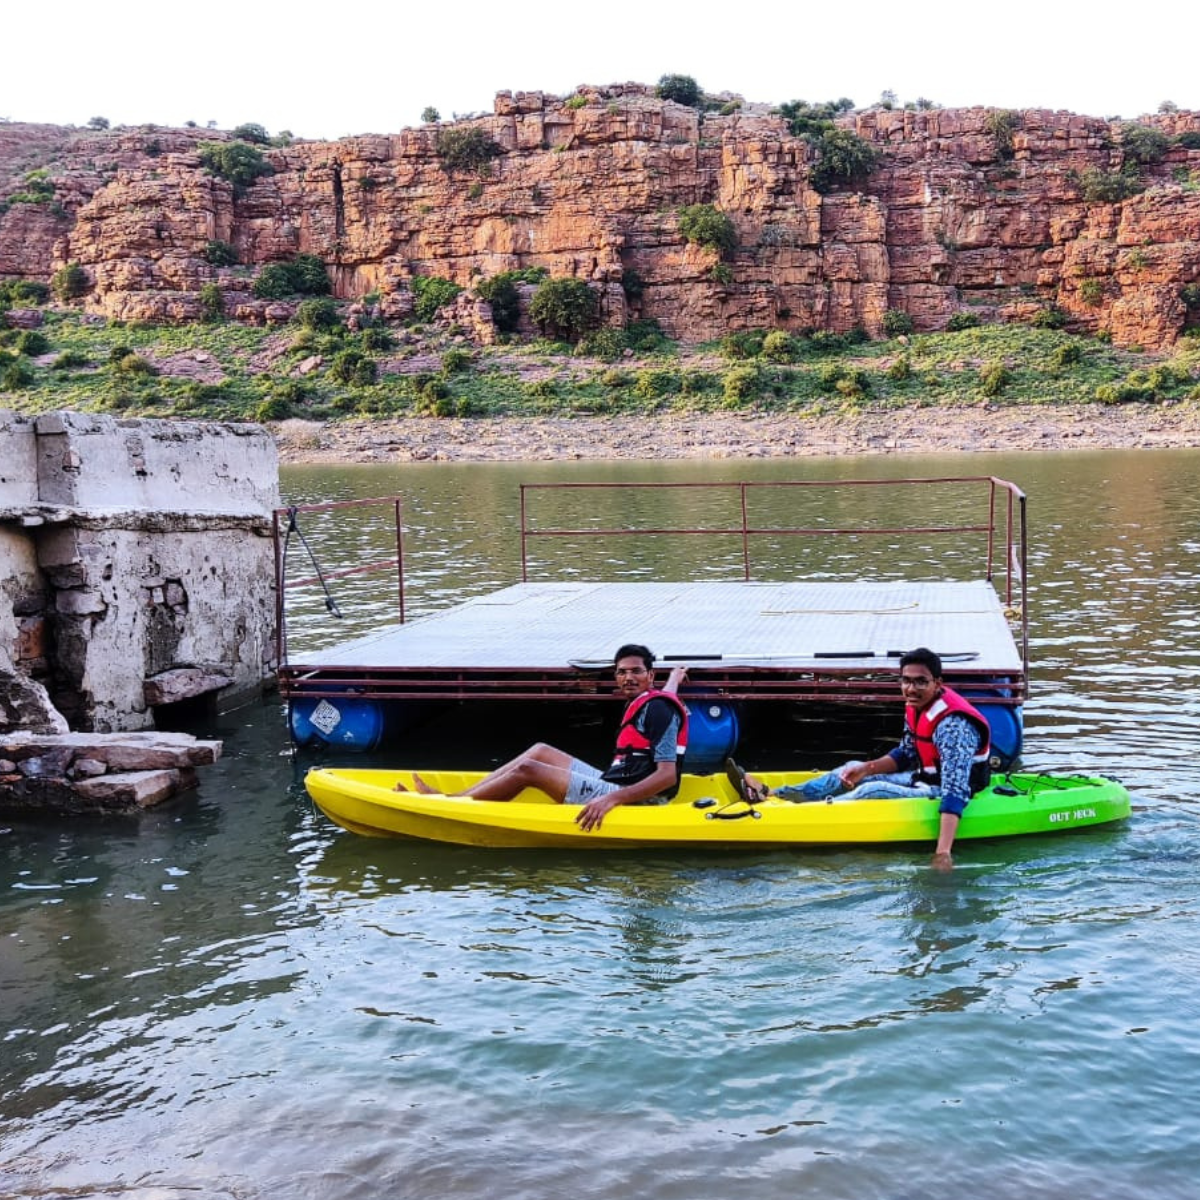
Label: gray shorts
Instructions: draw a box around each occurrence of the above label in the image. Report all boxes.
[564,760,671,806]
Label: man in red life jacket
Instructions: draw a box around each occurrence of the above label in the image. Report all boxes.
[742,647,991,868]
[410,645,688,832]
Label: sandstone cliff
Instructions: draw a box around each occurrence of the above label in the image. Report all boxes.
[2,84,1199,349]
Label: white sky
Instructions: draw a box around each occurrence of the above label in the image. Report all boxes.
[2,1,1194,140]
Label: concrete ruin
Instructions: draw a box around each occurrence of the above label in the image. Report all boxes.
[0,410,280,814]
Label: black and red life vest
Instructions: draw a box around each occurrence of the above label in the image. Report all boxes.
[601,689,689,796]
[905,686,992,794]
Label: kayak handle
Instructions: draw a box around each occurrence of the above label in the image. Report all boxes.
[706,808,763,821]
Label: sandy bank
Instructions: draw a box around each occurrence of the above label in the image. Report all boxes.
[272,403,1200,465]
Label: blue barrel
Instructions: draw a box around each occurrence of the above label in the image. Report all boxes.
[289,695,385,752]
[681,701,740,773]
[962,686,1023,769]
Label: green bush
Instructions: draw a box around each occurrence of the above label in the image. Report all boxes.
[15,329,50,356]
[528,277,600,341]
[979,359,1010,396]
[51,349,92,370]
[624,318,669,353]
[621,267,645,301]
[8,169,56,205]
[109,345,136,364]
[435,125,502,174]
[328,349,377,386]
[709,263,734,287]
[360,325,393,351]
[204,239,238,266]
[1120,122,1170,165]
[656,75,702,107]
[984,110,1020,160]
[1177,131,1200,151]
[477,267,547,333]
[887,354,912,380]
[1,357,34,390]
[1079,278,1105,307]
[231,122,271,145]
[808,127,880,193]
[883,309,914,337]
[1030,305,1068,329]
[1180,283,1200,310]
[441,347,473,373]
[720,329,766,360]
[945,312,981,331]
[199,282,224,321]
[0,279,50,307]
[252,254,330,299]
[1077,167,1143,203]
[1053,342,1083,367]
[411,275,462,322]
[721,365,760,407]
[421,107,440,124]
[761,330,796,362]
[296,297,341,330]
[576,327,627,361]
[115,353,157,377]
[198,140,273,191]
[51,262,89,301]
[678,204,737,255]
[778,98,854,139]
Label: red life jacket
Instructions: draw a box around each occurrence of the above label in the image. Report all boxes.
[905,686,992,794]
[601,689,689,796]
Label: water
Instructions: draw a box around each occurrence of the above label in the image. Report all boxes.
[3,449,1199,1199]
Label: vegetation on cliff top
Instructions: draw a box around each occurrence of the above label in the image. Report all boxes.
[2,300,1198,424]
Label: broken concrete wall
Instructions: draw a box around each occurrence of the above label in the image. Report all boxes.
[0,411,280,733]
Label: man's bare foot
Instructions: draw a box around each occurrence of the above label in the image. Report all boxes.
[410,772,436,794]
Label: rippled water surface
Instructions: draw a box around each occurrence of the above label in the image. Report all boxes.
[3,450,1199,1199]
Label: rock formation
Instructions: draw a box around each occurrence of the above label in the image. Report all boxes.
[2,85,1199,349]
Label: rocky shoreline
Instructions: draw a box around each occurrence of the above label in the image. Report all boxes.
[273,403,1200,465]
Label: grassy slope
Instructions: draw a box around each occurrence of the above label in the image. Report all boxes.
[3,308,1200,423]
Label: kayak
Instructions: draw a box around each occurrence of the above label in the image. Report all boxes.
[303,767,1131,849]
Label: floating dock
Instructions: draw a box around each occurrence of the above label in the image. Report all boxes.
[275,477,1028,768]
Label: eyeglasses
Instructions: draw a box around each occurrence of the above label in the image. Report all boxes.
[899,675,934,688]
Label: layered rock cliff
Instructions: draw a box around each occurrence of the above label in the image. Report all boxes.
[2,84,1199,349]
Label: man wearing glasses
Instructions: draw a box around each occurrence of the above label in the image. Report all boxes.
[741,647,991,867]
[410,644,688,832]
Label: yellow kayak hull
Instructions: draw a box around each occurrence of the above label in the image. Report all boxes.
[303,767,1131,849]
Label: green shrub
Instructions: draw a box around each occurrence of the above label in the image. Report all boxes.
[761,330,796,362]
[883,309,915,337]
[945,312,981,331]
[441,347,473,373]
[721,365,760,406]
[601,368,632,388]
[624,318,669,352]
[328,349,377,385]
[979,359,1010,397]
[777,98,855,140]
[720,329,766,360]
[87,116,110,130]
[116,353,157,377]
[678,204,737,255]
[410,275,462,322]
[253,254,330,299]
[1120,122,1170,165]
[709,263,734,287]
[807,128,880,193]
[296,296,341,330]
[621,267,645,301]
[0,279,50,307]
[1177,131,1200,151]
[887,354,912,380]
[565,94,588,110]
[1077,167,1143,203]
[1053,342,1082,367]
[435,125,502,174]
[1,357,34,390]
[477,268,547,333]
[198,140,273,191]
[231,122,271,145]
[421,107,440,124]
[13,329,49,356]
[576,327,627,361]
[984,110,1020,160]
[199,282,223,320]
[528,277,600,341]
[204,239,238,266]
[51,349,91,370]
[1079,278,1105,307]
[8,169,56,205]
[360,325,393,351]
[109,345,136,364]
[51,262,89,301]
[1030,305,1068,329]
[656,75,702,107]
[1180,283,1200,310]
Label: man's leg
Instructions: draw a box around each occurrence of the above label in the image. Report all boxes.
[412,743,579,801]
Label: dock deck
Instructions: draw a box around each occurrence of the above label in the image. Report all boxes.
[276,477,1029,723]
